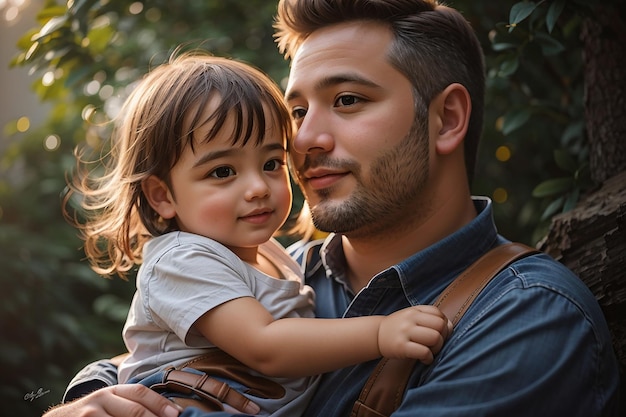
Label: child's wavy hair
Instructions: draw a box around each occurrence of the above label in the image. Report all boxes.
[64,52,293,278]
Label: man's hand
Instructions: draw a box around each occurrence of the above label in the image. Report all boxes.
[43,384,182,417]
[378,305,452,364]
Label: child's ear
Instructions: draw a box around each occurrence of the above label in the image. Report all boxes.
[142,175,176,219]
[432,83,471,155]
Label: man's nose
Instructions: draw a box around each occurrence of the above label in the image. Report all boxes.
[291,109,334,155]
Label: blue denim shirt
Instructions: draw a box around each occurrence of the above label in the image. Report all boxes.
[294,197,619,417]
[65,197,619,416]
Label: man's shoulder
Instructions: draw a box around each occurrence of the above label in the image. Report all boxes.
[505,252,592,296]
[481,251,607,324]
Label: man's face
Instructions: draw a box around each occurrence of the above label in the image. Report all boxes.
[285,21,431,237]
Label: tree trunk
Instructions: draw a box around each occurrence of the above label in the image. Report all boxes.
[539,2,626,407]
[539,172,625,368]
[582,3,626,183]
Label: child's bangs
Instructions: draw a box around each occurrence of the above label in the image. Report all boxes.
[188,85,285,149]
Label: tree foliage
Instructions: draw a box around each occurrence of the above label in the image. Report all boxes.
[1,0,602,414]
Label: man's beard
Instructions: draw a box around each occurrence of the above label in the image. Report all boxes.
[304,120,430,238]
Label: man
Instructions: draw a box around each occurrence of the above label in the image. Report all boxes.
[44,0,619,416]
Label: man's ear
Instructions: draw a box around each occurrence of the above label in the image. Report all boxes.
[432,83,471,155]
[142,175,176,220]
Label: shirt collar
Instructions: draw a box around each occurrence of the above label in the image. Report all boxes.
[317,196,502,303]
[318,232,353,295]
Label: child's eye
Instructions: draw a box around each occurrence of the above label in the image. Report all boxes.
[264,159,285,171]
[209,166,235,178]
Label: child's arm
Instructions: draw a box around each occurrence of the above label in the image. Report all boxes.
[194,297,451,378]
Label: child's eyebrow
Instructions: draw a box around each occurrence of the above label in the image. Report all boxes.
[192,149,235,168]
[263,143,287,153]
[193,143,286,168]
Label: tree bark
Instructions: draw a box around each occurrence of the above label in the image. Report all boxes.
[581,4,626,183]
[539,2,626,406]
[539,172,626,371]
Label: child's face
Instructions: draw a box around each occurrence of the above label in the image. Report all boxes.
[163,104,292,256]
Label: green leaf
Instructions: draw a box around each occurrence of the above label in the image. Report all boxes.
[541,196,564,220]
[502,108,531,135]
[68,0,94,15]
[498,56,519,77]
[561,121,584,146]
[31,15,68,42]
[42,46,72,62]
[492,42,517,52]
[532,177,574,198]
[86,24,115,54]
[24,41,40,61]
[562,188,580,212]
[36,5,69,21]
[554,149,577,173]
[535,32,565,56]
[70,0,102,35]
[546,0,566,33]
[509,2,537,32]
[64,65,92,87]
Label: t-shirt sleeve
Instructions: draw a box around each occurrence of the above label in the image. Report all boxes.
[143,243,255,344]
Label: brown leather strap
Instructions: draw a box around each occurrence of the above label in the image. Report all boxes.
[151,368,255,413]
[150,349,285,414]
[433,243,538,325]
[351,243,538,417]
[181,350,285,399]
[351,357,415,417]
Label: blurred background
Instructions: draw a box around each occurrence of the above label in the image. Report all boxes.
[1,0,623,415]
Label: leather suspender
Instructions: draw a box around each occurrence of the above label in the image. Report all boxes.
[351,243,538,417]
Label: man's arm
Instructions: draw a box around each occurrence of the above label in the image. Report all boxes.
[55,357,261,417]
[62,359,120,403]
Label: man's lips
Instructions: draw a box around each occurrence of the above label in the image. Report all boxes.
[302,169,349,190]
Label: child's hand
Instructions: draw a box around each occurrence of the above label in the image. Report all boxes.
[377,305,452,364]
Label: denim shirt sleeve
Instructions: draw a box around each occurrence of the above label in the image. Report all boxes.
[63,360,119,402]
[393,255,619,416]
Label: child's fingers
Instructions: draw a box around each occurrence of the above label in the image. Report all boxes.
[402,339,435,364]
[409,306,451,335]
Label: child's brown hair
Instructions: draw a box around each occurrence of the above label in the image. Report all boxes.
[64,52,292,278]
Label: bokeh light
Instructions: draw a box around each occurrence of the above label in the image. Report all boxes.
[1,0,29,25]
[16,116,30,132]
[495,145,511,162]
[493,187,508,204]
[129,2,143,15]
[44,134,61,151]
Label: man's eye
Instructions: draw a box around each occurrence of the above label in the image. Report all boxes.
[264,159,285,171]
[291,107,307,120]
[335,95,360,107]
[210,166,235,178]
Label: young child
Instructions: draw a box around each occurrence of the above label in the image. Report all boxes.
[64,52,451,416]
